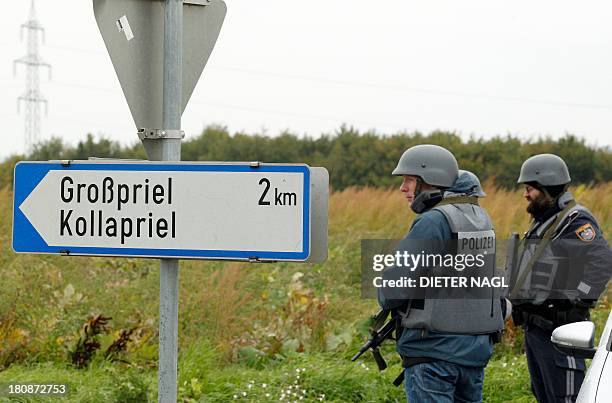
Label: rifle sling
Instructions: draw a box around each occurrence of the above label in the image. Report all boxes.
[435,196,479,206]
[509,200,576,298]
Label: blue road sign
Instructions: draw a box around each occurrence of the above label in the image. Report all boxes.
[13,161,311,261]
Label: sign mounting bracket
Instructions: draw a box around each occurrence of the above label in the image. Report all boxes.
[137,128,185,140]
[184,0,211,5]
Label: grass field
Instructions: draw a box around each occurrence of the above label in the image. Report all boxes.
[0,182,610,402]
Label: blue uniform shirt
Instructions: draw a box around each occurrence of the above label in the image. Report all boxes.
[379,173,494,367]
[395,211,493,367]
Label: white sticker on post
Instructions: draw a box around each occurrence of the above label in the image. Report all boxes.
[116,15,134,41]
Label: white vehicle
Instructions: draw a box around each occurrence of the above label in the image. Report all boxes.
[551,311,612,402]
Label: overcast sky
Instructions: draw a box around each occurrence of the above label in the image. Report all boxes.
[1,0,611,161]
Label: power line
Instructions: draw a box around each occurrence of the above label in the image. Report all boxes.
[213,65,612,111]
[41,79,413,131]
[50,79,118,93]
[45,43,106,56]
[188,100,412,132]
[46,114,133,134]
[5,40,612,112]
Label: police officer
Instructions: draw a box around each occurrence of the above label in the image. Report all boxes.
[379,144,504,402]
[509,153,612,403]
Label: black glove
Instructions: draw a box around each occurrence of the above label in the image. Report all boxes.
[566,300,592,323]
[511,306,525,326]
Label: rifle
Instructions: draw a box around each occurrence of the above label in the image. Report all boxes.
[505,232,521,299]
[351,309,405,386]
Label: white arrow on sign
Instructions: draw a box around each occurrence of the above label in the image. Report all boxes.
[18,168,307,257]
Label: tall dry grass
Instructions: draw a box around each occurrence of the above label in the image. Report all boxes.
[482,181,611,238]
[328,187,408,240]
[327,182,612,325]
[329,182,611,240]
[0,182,609,367]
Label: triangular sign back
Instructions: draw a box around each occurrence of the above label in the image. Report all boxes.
[93,0,226,130]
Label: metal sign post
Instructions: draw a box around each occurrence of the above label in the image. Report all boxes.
[157,1,182,401]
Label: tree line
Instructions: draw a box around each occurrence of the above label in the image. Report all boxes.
[1,125,610,190]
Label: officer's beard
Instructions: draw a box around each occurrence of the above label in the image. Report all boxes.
[526,192,554,218]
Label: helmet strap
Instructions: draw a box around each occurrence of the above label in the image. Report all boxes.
[542,183,569,205]
[414,177,423,197]
[411,190,443,214]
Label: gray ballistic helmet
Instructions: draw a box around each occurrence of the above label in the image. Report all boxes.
[457,169,486,197]
[517,154,571,186]
[392,144,459,188]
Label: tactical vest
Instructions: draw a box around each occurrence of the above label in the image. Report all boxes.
[400,197,504,334]
[509,193,593,305]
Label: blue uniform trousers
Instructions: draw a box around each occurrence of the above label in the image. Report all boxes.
[524,324,585,403]
[404,361,484,403]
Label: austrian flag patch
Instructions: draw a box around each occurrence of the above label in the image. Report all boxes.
[575,223,596,242]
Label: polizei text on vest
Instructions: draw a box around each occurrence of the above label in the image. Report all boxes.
[59,176,176,244]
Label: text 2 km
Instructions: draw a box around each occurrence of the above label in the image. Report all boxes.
[258,178,297,206]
